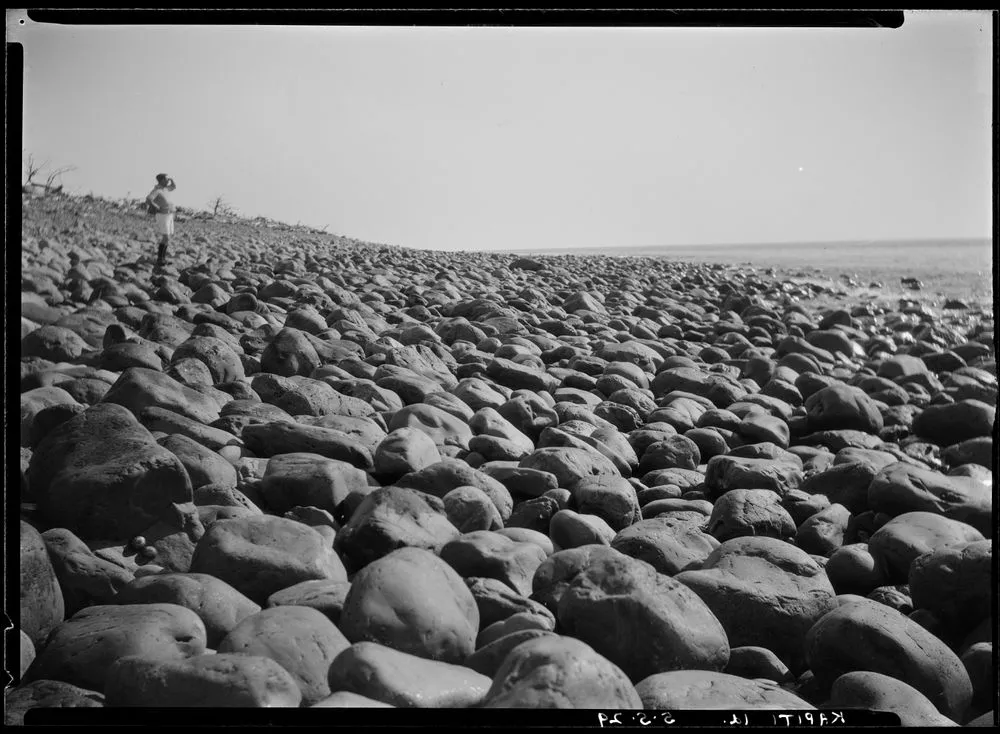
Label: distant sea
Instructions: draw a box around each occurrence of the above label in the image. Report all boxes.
[510,238,995,303]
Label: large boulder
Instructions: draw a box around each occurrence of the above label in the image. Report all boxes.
[19,520,65,647]
[40,528,134,617]
[442,486,504,533]
[327,642,491,708]
[706,489,796,542]
[101,367,223,424]
[115,572,261,648]
[217,606,350,706]
[339,547,479,664]
[908,540,991,633]
[274,379,376,419]
[171,336,245,384]
[28,403,192,540]
[541,546,730,681]
[266,579,351,626]
[635,670,814,710]
[467,576,556,630]
[439,531,547,596]
[676,536,837,672]
[395,459,513,521]
[373,427,443,477]
[704,455,802,500]
[159,433,238,490]
[912,400,995,445]
[866,512,985,583]
[4,680,104,726]
[804,383,884,434]
[805,599,973,721]
[794,503,852,557]
[481,635,642,708]
[519,446,620,490]
[867,463,992,537]
[334,486,460,572]
[387,403,474,450]
[486,356,559,392]
[259,452,373,515]
[610,515,718,576]
[242,422,373,469]
[571,474,641,532]
[799,461,879,515]
[25,603,207,693]
[104,653,302,708]
[260,327,321,377]
[825,543,886,596]
[826,671,960,727]
[20,386,81,448]
[19,629,36,679]
[189,515,347,604]
[21,324,91,362]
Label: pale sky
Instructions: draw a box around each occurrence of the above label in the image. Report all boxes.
[10,11,993,252]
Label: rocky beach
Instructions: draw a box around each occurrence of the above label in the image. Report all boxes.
[13,191,996,723]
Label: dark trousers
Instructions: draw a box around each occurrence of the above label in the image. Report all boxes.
[157,238,168,266]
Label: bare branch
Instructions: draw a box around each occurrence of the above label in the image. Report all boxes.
[44,164,76,189]
[23,152,47,184]
[207,195,237,217]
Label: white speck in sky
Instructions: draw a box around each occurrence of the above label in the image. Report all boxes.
[798,167,805,172]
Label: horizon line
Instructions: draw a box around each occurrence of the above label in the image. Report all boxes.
[25,190,992,256]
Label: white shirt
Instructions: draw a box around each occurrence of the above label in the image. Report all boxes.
[147,185,176,213]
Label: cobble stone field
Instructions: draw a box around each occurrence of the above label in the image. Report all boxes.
[13,192,996,724]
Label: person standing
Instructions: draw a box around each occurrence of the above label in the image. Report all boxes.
[146,173,177,268]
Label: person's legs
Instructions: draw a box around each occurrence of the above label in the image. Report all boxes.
[157,235,169,267]
[154,213,174,267]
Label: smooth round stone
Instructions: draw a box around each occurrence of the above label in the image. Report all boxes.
[476,610,557,649]
[867,512,984,584]
[480,635,642,708]
[266,579,351,625]
[26,603,207,693]
[373,427,442,477]
[112,571,261,648]
[19,520,65,647]
[189,515,347,604]
[724,646,792,683]
[494,527,555,556]
[706,488,796,542]
[636,670,813,709]
[328,642,492,708]
[794,503,851,556]
[442,485,504,533]
[549,509,617,549]
[104,652,302,708]
[825,671,959,727]
[675,536,837,672]
[611,515,718,576]
[4,680,105,726]
[961,642,994,714]
[217,606,350,706]
[908,540,991,633]
[311,691,394,708]
[464,629,558,678]
[825,543,885,595]
[339,547,479,664]
[440,531,547,597]
[334,486,459,571]
[805,599,972,721]
[548,547,730,681]
[18,629,36,679]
